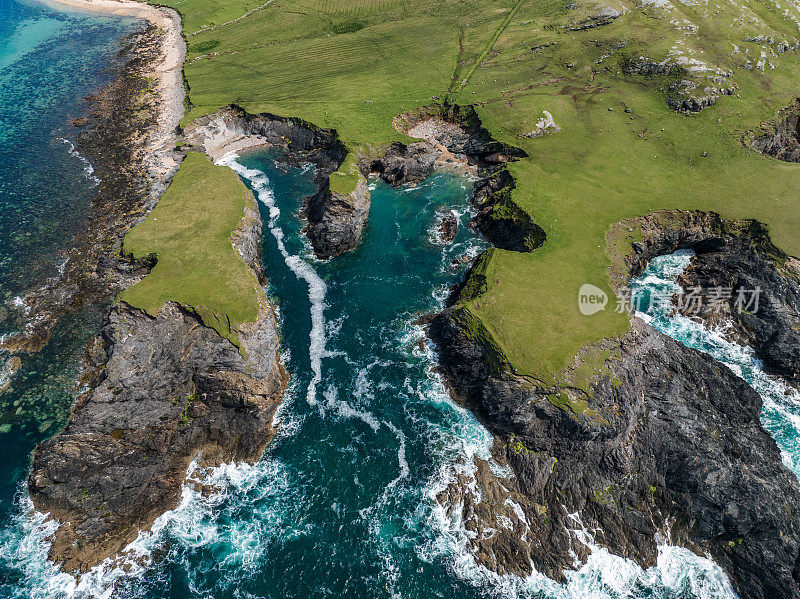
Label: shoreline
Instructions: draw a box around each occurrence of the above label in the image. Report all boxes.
[0,0,186,358]
[40,0,186,192]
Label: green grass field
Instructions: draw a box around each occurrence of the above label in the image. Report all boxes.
[120,151,264,346]
[137,0,800,380]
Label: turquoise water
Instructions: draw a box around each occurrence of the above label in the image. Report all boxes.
[0,153,744,598]
[0,0,139,591]
[0,3,795,595]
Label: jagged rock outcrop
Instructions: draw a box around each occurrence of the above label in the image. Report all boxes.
[751,100,800,162]
[184,104,370,259]
[666,79,736,114]
[614,207,800,382]
[28,186,287,572]
[679,232,800,385]
[363,141,439,186]
[620,55,736,114]
[429,209,800,599]
[183,104,344,171]
[437,212,458,243]
[303,178,371,259]
[569,5,622,30]
[621,56,674,77]
[471,169,546,252]
[365,104,544,252]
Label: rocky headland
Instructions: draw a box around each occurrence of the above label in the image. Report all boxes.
[29,268,287,572]
[20,0,289,574]
[428,209,800,599]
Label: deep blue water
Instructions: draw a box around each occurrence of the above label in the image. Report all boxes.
[0,2,797,597]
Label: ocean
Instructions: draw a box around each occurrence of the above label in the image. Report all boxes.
[0,2,797,597]
[0,0,139,589]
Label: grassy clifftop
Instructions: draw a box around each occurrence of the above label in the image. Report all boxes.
[148,0,800,379]
[120,151,264,346]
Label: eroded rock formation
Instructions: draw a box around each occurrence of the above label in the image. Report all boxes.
[184,104,370,259]
[751,100,800,162]
[364,104,545,252]
[429,210,800,599]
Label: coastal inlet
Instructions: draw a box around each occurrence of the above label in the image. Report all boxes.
[2,151,747,599]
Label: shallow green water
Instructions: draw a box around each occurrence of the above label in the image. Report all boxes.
[0,0,138,551]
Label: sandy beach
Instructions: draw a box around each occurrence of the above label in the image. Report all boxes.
[42,0,186,188]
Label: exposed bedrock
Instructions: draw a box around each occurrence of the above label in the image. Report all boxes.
[616,210,800,384]
[28,190,287,573]
[304,177,371,259]
[364,104,544,253]
[429,209,800,599]
[750,99,800,162]
[183,104,370,259]
[678,234,800,385]
[183,103,346,172]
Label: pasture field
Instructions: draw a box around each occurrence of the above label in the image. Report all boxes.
[120,151,263,347]
[137,0,800,381]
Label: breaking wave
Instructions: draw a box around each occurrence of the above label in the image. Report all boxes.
[57,138,100,186]
[630,250,800,476]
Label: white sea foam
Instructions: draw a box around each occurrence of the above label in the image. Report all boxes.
[219,154,328,406]
[57,138,100,186]
[382,421,410,494]
[322,384,381,431]
[1,460,233,599]
[423,472,737,599]
[632,250,800,476]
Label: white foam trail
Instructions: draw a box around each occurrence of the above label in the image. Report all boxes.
[322,384,381,432]
[382,421,409,493]
[57,138,100,186]
[219,154,327,406]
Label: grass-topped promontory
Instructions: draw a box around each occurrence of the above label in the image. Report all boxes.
[149,0,800,383]
[120,151,264,346]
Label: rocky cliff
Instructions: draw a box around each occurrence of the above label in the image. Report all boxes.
[365,104,545,252]
[304,177,371,259]
[28,174,287,573]
[429,209,800,599]
[750,99,800,163]
[183,104,370,259]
